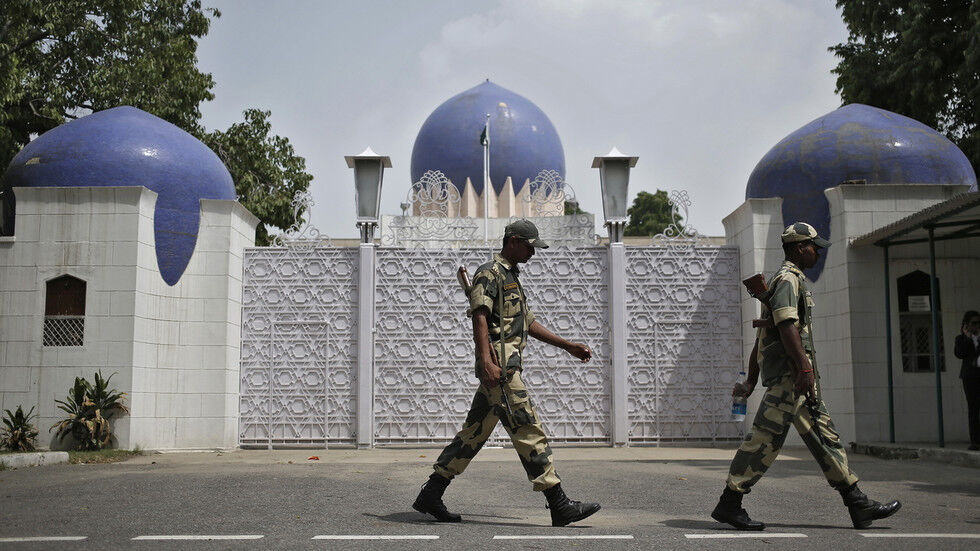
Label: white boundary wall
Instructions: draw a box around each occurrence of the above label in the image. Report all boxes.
[0,186,256,450]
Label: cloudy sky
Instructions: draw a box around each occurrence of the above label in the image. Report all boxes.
[196,0,849,239]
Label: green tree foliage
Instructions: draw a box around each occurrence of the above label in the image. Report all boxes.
[0,0,312,244]
[624,190,679,237]
[564,200,585,215]
[201,109,313,245]
[830,0,980,171]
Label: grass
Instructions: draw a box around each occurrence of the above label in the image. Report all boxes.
[68,448,142,464]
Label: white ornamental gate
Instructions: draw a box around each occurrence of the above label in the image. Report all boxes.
[238,243,741,448]
[239,247,359,447]
[626,246,742,442]
[372,247,610,445]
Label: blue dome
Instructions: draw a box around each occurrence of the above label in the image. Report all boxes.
[411,81,565,196]
[746,103,977,280]
[1,106,237,285]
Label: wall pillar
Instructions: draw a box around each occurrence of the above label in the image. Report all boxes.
[608,241,628,446]
[356,241,376,448]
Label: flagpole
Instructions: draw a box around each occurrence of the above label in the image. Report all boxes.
[483,112,490,244]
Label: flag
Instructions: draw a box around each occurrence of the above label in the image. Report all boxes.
[480,125,488,147]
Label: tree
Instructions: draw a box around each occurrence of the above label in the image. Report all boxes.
[624,190,679,237]
[201,110,312,246]
[0,0,311,244]
[830,0,980,171]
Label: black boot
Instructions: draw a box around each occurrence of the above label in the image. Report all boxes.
[711,487,765,531]
[839,483,901,529]
[543,483,601,527]
[412,473,461,522]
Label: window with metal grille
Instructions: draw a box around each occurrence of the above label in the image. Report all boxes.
[43,275,86,347]
[897,270,944,373]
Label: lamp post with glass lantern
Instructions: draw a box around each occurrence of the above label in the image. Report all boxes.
[345,147,390,448]
[593,147,638,447]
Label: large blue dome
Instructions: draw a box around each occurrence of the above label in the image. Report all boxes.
[1,106,237,285]
[746,103,977,280]
[411,81,565,196]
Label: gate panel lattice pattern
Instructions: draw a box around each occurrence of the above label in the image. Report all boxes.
[240,248,358,446]
[239,245,741,447]
[373,248,496,444]
[626,246,743,443]
[373,247,611,445]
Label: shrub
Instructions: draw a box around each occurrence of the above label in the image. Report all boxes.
[50,371,129,451]
[2,405,39,451]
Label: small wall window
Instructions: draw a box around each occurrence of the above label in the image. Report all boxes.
[43,275,86,347]
[897,270,944,372]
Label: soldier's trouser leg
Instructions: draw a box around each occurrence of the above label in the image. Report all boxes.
[727,375,858,493]
[793,396,859,490]
[726,376,796,493]
[433,371,560,491]
[433,383,501,480]
[498,371,561,491]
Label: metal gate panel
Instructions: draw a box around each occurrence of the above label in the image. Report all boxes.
[520,247,610,443]
[625,246,742,443]
[239,247,358,447]
[372,247,611,445]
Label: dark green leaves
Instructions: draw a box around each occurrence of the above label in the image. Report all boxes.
[830,0,980,171]
[624,190,679,237]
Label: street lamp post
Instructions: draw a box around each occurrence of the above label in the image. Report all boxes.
[592,147,638,243]
[593,147,638,447]
[345,147,390,448]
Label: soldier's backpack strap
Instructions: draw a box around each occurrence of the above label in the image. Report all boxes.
[494,262,505,369]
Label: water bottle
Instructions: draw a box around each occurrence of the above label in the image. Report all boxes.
[731,369,747,422]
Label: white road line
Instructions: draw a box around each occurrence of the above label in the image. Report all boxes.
[132,535,264,540]
[493,535,634,540]
[312,535,439,540]
[685,533,807,539]
[0,537,88,542]
[860,534,980,539]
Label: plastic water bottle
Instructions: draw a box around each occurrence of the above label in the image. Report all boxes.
[731,369,747,422]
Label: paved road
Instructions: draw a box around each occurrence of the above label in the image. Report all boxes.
[1,447,978,550]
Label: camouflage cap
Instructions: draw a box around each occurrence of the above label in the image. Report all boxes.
[781,222,831,248]
[504,219,550,248]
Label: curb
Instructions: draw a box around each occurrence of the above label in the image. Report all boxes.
[850,442,980,469]
[0,451,69,469]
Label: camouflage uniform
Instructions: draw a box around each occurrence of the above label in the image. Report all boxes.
[433,253,561,491]
[726,260,859,493]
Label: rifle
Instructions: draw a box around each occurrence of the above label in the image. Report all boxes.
[457,266,514,419]
[742,273,828,447]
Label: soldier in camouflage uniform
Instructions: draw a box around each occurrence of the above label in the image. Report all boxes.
[712,222,901,531]
[413,219,601,527]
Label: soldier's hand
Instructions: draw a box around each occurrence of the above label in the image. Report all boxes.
[567,343,592,362]
[733,381,755,398]
[480,357,503,387]
[794,369,815,399]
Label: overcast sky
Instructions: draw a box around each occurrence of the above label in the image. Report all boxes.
[196,0,849,239]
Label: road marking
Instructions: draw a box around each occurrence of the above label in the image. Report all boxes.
[132,535,264,540]
[685,533,807,539]
[0,537,88,542]
[860,534,980,539]
[312,535,439,540]
[493,535,634,540]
